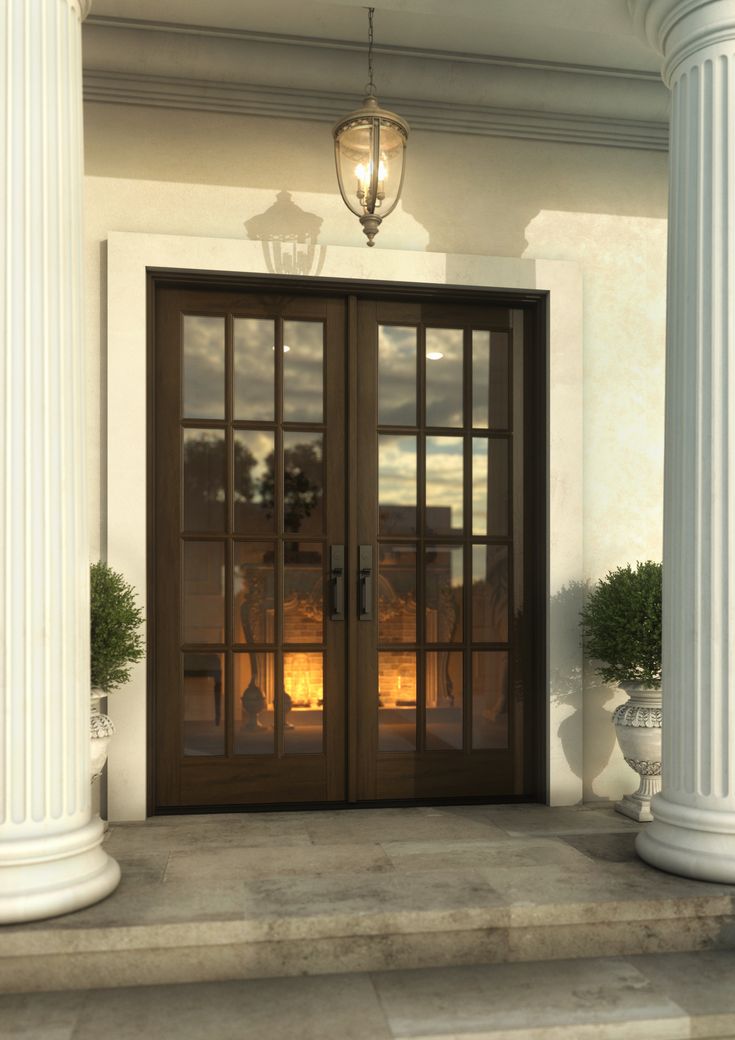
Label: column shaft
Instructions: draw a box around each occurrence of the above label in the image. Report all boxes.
[0,0,119,922]
[634,0,735,882]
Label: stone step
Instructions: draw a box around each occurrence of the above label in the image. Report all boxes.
[1,861,734,994]
[2,807,735,996]
[2,951,735,1040]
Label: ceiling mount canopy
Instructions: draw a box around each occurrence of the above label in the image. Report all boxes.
[333,7,409,247]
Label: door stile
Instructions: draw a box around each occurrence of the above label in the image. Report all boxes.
[346,294,360,802]
[356,299,379,800]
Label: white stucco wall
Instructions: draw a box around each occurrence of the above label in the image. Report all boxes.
[83,102,668,808]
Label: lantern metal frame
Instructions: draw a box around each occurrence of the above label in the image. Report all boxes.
[332,10,410,247]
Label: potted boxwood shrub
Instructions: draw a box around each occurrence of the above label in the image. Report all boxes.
[90,561,145,781]
[580,560,662,821]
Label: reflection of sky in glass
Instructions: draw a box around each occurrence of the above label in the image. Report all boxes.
[426,329,463,428]
[183,315,225,419]
[284,321,323,422]
[472,439,488,535]
[426,436,464,533]
[234,318,275,421]
[379,434,416,507]
[379,326,416,426]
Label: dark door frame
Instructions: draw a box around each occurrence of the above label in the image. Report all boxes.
[146,268,549,814]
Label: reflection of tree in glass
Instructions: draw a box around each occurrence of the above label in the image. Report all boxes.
[183,435,228,516]
[258,442,321,532]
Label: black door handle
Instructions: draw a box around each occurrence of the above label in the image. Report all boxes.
[358,544,373,621]
[330,545,345,621]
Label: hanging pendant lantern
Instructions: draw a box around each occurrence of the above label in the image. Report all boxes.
[333,8,409,247]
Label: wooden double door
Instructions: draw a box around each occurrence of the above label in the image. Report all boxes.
[153,280,542,810]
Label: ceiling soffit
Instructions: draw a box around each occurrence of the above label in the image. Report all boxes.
[81,16,670,152]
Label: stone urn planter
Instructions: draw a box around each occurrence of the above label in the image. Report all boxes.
[580,560,662,823]
[90,689,115,782]
[612,681,662,822]
[89,561,144,785]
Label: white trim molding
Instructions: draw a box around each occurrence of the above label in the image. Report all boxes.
[83,18,670,152]
[106,232,583,820]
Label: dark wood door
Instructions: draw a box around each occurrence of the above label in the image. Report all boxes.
[154,288,346,807]
[152,282,540,810]
[353,299,531,800]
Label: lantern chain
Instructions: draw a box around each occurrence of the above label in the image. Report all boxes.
[365,6,376,97]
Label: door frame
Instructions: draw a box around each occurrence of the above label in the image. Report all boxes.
[145,269,548,813]
[105,231,584,822]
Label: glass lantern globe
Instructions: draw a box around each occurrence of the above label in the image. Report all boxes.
[333,95,409,247]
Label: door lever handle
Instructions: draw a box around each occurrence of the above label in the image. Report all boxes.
[358,544,373,621]
[330,545,345,621]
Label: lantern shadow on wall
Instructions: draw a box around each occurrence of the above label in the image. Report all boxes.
[244,191,327,277]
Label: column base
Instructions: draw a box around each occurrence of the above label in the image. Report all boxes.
[0,816,121,924]
[636,794,735,884]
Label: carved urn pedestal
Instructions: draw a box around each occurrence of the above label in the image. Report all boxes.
[612,682,662,822]
[90,690,115,783]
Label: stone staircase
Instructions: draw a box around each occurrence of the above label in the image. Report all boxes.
[2,805,735,1038]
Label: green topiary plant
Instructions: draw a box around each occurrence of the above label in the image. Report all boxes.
[90,561,145,693]
[580,560,662,688]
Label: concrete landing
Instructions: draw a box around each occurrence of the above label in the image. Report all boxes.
[1,806,734,996]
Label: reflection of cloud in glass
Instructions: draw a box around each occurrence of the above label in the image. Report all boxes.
[379,326,416,426]
[426,329,463,428]
[379,434,416,506]
[284,321,323,422]
[234,430,274,502]
[234,319,275,422]
[183,315,225,419]
[426,436,463,533]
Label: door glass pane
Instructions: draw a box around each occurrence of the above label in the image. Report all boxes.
[426,328,463,428]
[472,545,509,643]
[472,651,509,749]
[379,544,417,644]
[234,318,275,421]
[378,651,417,751]
[283,321,323,423]
[284,542,324,644]
[183,652,224,756]
[472,437,509,536]
[182,541,224,644]
[426,651,463,750]
[234,430,275,534]
[283,432,323,534]
[473,331,509,430]
[183,315,225,420]
[426,436,464,536]
[378,325,417,426]
[234,542,276,644]
[379,434,417,535]
[183,429,226,532]
[425,545,463,643]
[284,652,323,752]
[234,651,275,755]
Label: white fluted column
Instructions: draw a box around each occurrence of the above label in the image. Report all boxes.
[631,0,735,882]
[0,0,120,921]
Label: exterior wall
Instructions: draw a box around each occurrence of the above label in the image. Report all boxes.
[83,102,668,808]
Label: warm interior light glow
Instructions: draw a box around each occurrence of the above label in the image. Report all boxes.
[283,656,323,708]
[426,351,444,361]
[271,344,291,352]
